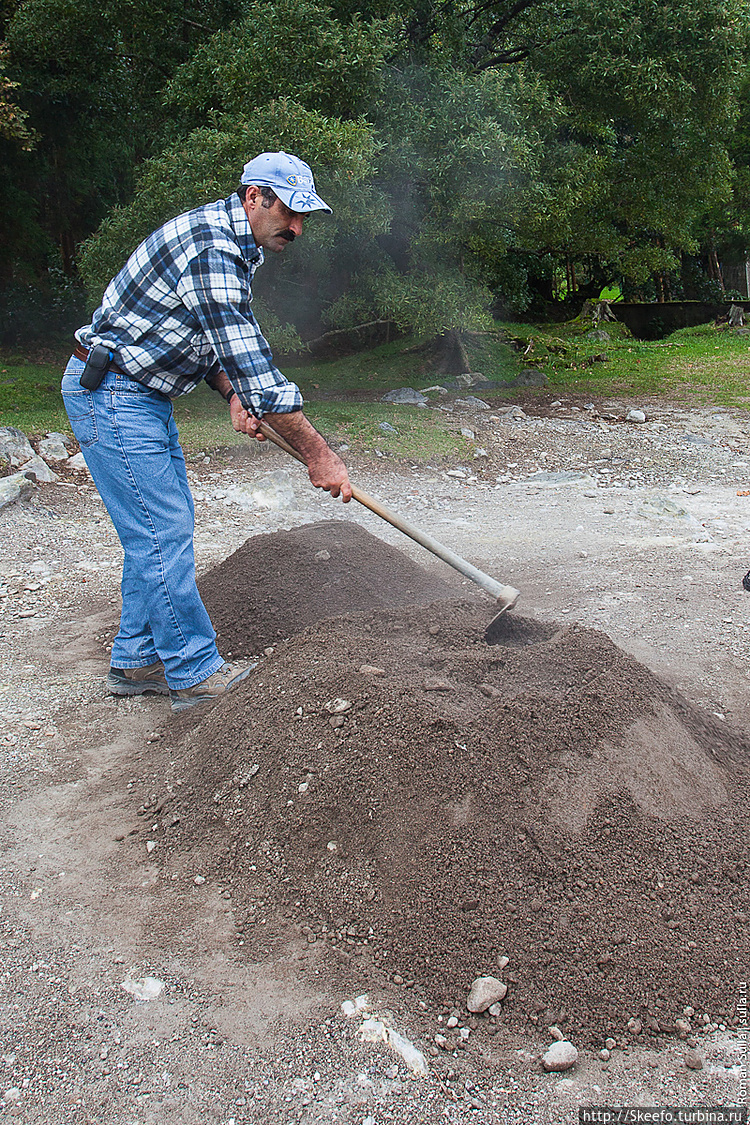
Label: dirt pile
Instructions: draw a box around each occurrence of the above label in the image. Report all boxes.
[198,518,460,655]
[164,523,749,1044]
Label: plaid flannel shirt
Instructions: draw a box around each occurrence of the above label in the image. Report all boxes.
[76,193,302,416]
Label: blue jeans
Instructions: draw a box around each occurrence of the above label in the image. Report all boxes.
[61,358,224,689]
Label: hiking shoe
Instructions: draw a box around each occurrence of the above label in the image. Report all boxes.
[108,661,169,696]
[169,661,255,712]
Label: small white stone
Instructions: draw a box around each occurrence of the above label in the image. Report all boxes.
[684,1049,703,1070]
[541,1041,578,1072]
[548,1025,564,1041]
[121,975,164,1001]
[193,875,206,884]
[626,408,646,423]
[466,975,507,1013]
[325,697,352,714]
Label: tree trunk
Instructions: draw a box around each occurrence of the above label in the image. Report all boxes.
[405,329,473,375]
[708,248,725,292]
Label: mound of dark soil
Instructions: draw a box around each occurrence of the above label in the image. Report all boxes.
[164,524,749,1045]
[198,519,460,656]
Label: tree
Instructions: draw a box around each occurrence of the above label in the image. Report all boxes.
[78,100,385,344]
[5,0,750,346]
[1,0,245,281]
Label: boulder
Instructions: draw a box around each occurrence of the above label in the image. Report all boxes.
[513,367,548,387]
[380,388,428,406]
[21,455,57,483]
[0,471,36,510]
[454,396,490,411]
[39,434,70,461]
[0,426,35,469]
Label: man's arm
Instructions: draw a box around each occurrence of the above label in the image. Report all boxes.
[211,368,351,503]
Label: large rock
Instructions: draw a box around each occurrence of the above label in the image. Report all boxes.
[455,372,491,387]
[21,455,57,483]
[39,433,70,461]
[454,395,490,411]
[0,426,35,469]
[0,427,57,482]
[514,367,548,387]
[0,470,36,510]
[381,387,428,406]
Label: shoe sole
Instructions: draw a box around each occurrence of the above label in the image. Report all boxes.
[170,692,216,712]
[169,665,254,713]
[108,678,170,697]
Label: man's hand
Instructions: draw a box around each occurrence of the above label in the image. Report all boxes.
[264,411,352,503]
[217,372,350,502]
[230,395,265,437]
[302,444,351,501]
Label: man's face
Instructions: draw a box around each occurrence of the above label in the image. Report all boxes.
[242,186,304,253]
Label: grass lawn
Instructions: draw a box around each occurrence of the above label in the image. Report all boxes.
[0,358,71,435]
[499,320,750,405]
[2,320,749,462]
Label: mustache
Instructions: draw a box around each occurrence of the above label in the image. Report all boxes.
[279,229,296,242]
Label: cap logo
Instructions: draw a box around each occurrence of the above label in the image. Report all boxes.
[288,190,318,212]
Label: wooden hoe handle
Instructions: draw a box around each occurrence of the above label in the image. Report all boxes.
[256,420,520,612]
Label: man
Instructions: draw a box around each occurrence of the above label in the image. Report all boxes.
[62,152,351,712]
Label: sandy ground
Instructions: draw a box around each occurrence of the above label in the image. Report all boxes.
[0,393,748,1123]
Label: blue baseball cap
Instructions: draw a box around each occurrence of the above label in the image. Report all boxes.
[240,151,332,214]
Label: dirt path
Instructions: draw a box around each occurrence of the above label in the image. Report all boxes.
[0,395,747,1123]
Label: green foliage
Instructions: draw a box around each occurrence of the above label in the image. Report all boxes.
[514,0,750,286]
[166,0,392,121]
[497,318,750,405]
[5,0,750,344]
[0,43,34,147]
[1,0,245,283]
[78,101,379,291]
